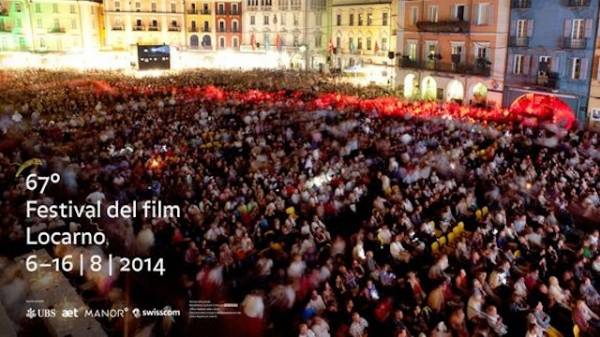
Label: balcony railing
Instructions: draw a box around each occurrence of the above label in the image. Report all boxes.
[563,38,587,49]
[189,26,198,32]
[111,26,124,31]
[148,26,160,31]
[401,58,491,77]
[48,27,66,33]
[217,10,225,15]
[506,73,559,90]
[168,26,181,31]
[202,27,211,32]
[218,28,227,33]
[231,28,239,33]
[416,20,470,33]
[566,0,590,7]
[201,9,211,14]
[188,9,197,14]
[512,0,531,8]
[231,10,239,15]
[133,25,145,31]
[509,36,529,47]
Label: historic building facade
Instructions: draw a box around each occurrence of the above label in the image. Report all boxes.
[397,0,510,106]
[503,0,600,123]
[185,1,215,49]
[102,0,186,50]
[0,0,103,52]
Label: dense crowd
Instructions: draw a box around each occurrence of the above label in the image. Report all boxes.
[0,70,599,337]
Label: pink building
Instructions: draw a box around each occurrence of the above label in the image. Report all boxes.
[397,0,510,106]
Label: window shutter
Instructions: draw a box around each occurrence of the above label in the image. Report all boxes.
[564,19,572,38]
[487,5,494,26]
[510,20,516,36]
[473,4,480,24]
[523,55,531,75]
[551,55,560,73]
[581,58,589,80]
[451,5,456,20]
[508,54,514,74]
[527,20,534,37]
[464,6,470,22]
[585,19,593,38]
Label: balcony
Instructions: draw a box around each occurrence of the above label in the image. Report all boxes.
[231,28,239,33]
[565,0,590,7]
[168,26,181,32]
[48,27,66,33]
[148,26,160,31]
[512,0,531,8]
[400,57,491,77]
[133,25,145,31]
[231,10,239,15]
[201,9,211,14]
[188,9,197,14]
[189,26,198,32]
[202,27,211,32]
[506,73,559,90]
[217,10,226,15]
[416,20,470,33]
[563,38,587,49]
[111,26,124,31]
[509,36,529,47]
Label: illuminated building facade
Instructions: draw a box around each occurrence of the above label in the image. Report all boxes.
[242,0,328,70]
[397,0,510,106]
[503,0,599,123]
[103,0,186,50]
[330,0,397,84]
[186,1,215,49]
[0,0,103,52]
[214,1,241,49]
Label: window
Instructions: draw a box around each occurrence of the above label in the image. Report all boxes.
[264,15,269,25]
[233,21,238,32]
[476,45,488,60]
[336,36,340,48]
[411,7,418,25]
[136,2,141,11]
[233,37,238,48]
[315,34,321,48]
[70,4,75,14]
[281,13,286,25]
[455,5,465,21]
[15,3,22,12]
[232,4,238,14]
[53,18,60,29]
[407,41,417,60]
[348,37,353,51]
[220,37,225,48]
[572,19,584,40]
[71,19,76,29]
[52,4,58,13]
[357,37,362,50]
[151,3,156,12]
[517,19,527,37]
[36,18,42,29]
[218,4,224,14]
[367,13,372,26]
[477,3,490,25]
[514,54,524,74]
[35,3,41,13]
[293,14,298,26]
[428,6,438,22]
[315,13,322,26]
[250,16,255,25]
[538,56,551,72]
[382,13,388,26]
[171,3,176,13]
[219,20,225,32]
[382,38,388,51]
[358,14,363,26]
[336,14,341,26]
[40,37,46,48]
[366,37,371,50]
[572,57,582,80]
[115,1,120,11]
[349,14,354,26]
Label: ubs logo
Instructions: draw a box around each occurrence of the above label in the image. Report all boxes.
[26,308,56,319]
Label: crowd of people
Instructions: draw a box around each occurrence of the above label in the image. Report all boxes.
[0,69,599,337]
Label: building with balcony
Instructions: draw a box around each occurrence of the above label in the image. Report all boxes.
[330,0,397,83]
[185,1,215,49]
[0,0,103,52]
[215,1,241,49]
[397,0,510,106]
[589,16,600,127]
[242,0,328,70]
[504,0,600,123]
[103,0,185,50]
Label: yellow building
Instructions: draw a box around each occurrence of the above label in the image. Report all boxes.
[331,0,397,84]
[0,0,103,52]
[185,1,215,49]
[103,0,186,50]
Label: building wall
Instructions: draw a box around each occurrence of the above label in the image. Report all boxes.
[588,17,600,127]
[215,1,241,49]
[0,0,103,52]
[504,0,600,123]
[103,0,186,50]
[186,1,216,50]
[397,0,509,106]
